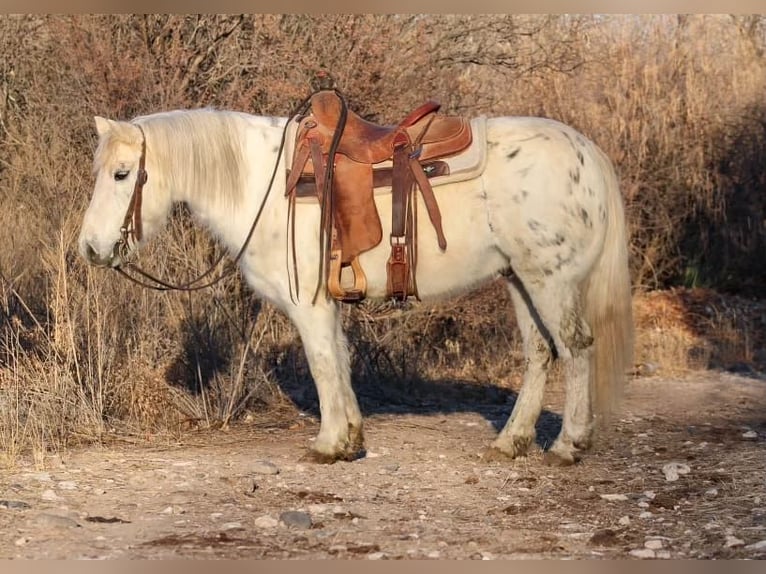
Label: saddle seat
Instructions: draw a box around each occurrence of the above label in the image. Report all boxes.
[308,90,471,164]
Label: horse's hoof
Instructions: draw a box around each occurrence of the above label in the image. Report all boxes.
[542,449,580,467]
[482,447,516,462]
[484,435,535,461]
[301,447,365,464]
[301,450,340,464]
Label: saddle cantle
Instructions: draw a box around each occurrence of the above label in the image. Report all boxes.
[285,90,474,303]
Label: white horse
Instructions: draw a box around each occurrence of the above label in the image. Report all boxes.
[78,107,633,465]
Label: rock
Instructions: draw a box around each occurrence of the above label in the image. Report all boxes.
[279,510,312,529]
[427,550,441,558]
[0,500,30,510]
[600,493,628,502]
[14,537,29,546]
[29,513,79,529]
[630,548,656,559]
[252,460,280,475]
[254,515,279,529]
[745,539,766,551]
[725,535,745,548]
[742,430,758,440]
[57,481,78,490]
[662,462,691,482]
[221,521,243,530]
[367,552,386,560]
[619,516,631,526]
[645,539,664,550]
[40,489,59,501]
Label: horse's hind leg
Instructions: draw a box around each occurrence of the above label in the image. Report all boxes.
[520,280,595,465]
[493,272,596,465]
[487,276,553,460]
[288,301,364,463]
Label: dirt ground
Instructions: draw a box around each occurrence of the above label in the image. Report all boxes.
[1,370,765,560]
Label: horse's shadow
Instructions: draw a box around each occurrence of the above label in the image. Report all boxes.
[271,342,564,451]
[164,297,563,450]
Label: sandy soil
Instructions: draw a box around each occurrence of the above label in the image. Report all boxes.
[1,371,765,559]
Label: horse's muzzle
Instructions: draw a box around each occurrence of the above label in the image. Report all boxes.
[80,240,120,268]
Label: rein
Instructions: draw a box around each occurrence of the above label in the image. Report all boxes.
[113,96,316,292]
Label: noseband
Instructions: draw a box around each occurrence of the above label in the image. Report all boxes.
[115,124,148,261]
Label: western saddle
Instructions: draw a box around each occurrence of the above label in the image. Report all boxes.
[285,89,472,303]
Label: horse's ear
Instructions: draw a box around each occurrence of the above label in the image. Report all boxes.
[94,116,113,137]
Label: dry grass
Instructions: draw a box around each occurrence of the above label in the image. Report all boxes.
[1,15,765,462]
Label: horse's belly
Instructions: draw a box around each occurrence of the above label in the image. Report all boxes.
[359,181,504,300]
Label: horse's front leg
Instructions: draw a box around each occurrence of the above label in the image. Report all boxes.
[288,301,364,463]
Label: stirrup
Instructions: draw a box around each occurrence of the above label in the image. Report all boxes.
[328,252,367,303]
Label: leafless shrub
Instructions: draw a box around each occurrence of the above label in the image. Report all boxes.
[1,14,765,459]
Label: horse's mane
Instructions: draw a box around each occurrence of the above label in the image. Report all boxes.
[95,108,249,210]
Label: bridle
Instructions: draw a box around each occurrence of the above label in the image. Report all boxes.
[115,124,148,262]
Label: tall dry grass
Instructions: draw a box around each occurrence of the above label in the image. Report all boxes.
[1,15,765,463]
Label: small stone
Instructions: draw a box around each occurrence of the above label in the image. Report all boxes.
[57,481,78,490]
[481,552,494,560]
[656,550,671,559]
[742,430,758,440]
[221,522,243,530]
[30,513,79,529]
[0,500,31,510]
[25,472,51,482]
[14,537,29,546]
[745,539,766,550]
[279,510,312,529]
[600,493,628,502]
[630,548,656,559]
[645,539,664,550]
[725,535,745,548]
[662,462,691,482]
[160,506,174,515]
[619,516,631,526]
[367,552,386,560]
[705,488,718,497]
[252,460,280,475]
[40,489,59,501]
[254,515,279,529]
[639,511,654,519]
[427,550,441,559]
[307,503,328,514]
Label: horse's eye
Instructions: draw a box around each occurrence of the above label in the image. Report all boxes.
[114,170,130,182]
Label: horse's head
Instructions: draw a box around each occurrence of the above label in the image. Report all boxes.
[78,116,172,267]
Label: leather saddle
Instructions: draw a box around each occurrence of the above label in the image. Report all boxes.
[285,90,473,303]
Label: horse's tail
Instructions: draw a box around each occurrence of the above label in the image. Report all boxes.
[583,147,634,421]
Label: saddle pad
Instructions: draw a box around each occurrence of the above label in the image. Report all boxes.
[285,116,488,203]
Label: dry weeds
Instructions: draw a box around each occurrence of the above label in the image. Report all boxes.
[1,15,765,461]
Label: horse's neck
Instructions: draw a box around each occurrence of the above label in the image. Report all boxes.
[178,116,289,257]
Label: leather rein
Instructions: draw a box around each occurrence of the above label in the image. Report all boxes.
[112,97,316,292]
